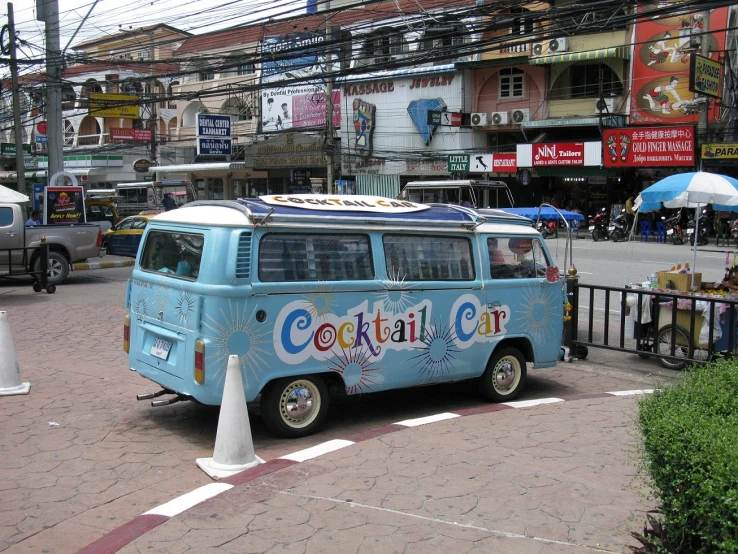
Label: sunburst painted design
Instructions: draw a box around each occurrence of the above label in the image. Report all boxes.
[154,285,170,312]
[202,301,272,386]
[408,319,461,379]
[325,345,382,395]
[515,286,560,343]
[174,290,196,325]
[132,291,148,317]
[301,283,336,321]
[376,267,416,314]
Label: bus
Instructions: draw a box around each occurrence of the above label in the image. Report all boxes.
[124,195,564,438]
[400,180,515,209]
[115,180,197,217]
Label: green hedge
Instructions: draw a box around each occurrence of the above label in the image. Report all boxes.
[638,359,738,553]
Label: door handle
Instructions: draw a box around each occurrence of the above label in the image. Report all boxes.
[487,301,501,309]
[6,232,16,236]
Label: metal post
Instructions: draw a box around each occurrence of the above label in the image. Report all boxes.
[43,0,63,182]
[324,0,334,194]
[7,3,25,195]
[697,10,711,150]
[39,235,48,288]
[148,31,157,164]
[564,265,579,356]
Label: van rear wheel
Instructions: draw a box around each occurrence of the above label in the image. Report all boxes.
[260,375,329,438]
[480,347,527,402]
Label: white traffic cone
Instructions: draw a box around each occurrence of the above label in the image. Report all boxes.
[0,311,30,396]
[197,354,263,479]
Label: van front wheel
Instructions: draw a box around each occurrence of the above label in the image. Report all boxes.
[480,347,527,402]
[260,375,329,438]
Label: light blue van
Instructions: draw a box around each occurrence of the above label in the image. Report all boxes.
[125,196,564,437]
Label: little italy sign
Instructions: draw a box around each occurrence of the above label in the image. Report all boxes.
[532,143,584,166]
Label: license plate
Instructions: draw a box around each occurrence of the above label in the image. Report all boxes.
[588,225,594,231]
[150,338,172,360]
[608,226,615,231]
[687,228,694,234]
[667,229,673,235]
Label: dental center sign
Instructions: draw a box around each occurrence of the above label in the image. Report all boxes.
[197,113,232,156]
[532,143,584,166]
[259,194,428,213]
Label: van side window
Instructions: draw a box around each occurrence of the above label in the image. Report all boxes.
[488,237,550,279]
[258,233,374,282]
[383,234,475,281]
[0,207,13,227]
[140,230,204,280]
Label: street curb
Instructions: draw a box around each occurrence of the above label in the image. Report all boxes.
[75,389,653,554]
[72,259,134,271]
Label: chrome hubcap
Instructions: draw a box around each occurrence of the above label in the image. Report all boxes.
[280,381,320,427]
[493,357,520,393]
[49,260,62,278]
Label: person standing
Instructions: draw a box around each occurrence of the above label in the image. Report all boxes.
[162,193,177,212]
[625,194,636,233]
[25,210,42,225]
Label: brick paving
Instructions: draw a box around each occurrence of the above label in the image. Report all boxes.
[0,268,679,553]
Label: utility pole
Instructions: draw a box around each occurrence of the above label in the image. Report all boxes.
[40,0,64,181]
[697,9,711,159]
[148,31,157,164]
[7,3,24,193]
[324,0,334,194]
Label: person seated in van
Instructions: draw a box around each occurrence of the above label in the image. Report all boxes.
[488,238,505,265]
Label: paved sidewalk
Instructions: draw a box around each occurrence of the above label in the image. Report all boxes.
[72,255,133,271]
[84,393,650,554]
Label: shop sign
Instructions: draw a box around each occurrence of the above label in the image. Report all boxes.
[702,143,738,160]
[35,121,47,143]
[196,113,231,137]
[532,143,584,166]
[492,153,517,173]
[0,143,31,156]
[88,93,139,119]
[44,185,84,224]
[446,154,491,172]
[690,54,722,99]
[197,137,232,156]
[259,194,428,213]
[603,126,694,167]
[133,159,153,172]
[110,128,153,142]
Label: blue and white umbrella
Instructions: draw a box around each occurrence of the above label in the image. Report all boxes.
[633,171,738,289]
[634,171,738,213]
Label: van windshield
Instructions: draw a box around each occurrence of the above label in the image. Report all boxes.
[140,230,204,280]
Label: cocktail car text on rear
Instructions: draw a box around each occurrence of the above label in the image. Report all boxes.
[124,196,565,437]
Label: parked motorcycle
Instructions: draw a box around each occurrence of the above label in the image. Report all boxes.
[609,209,628,242]
[537,219,558,239]
[663,210,684,245]
[687,208,710,246]
[731,218,738,246]
[588,208,609,242]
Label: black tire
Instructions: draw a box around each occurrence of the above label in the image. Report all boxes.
[32,282,43,292]
[46,284,56,294]
[592,230,599,242]
[656,325,693,370]
[480,347,527,401]
[260,375,329,438]
[34,251,69,286]
[689,235,695,246]
[574,344,589,359]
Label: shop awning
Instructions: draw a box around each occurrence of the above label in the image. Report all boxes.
[34,168,107,177]
[149,162,248,174]
[530,46,630,65]
[533,167,617,178]
[521,115,626,129]
[0,171,39,182]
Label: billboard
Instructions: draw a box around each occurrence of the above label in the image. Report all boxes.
[630,7,728,125]
[603,126,694,167]
[44,186,85,224]
[88,93,139,119]
[259,32,340,132]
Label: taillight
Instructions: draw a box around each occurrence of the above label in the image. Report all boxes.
[194,339,205,384]
[123,315,130,353]
[96,230,102,248]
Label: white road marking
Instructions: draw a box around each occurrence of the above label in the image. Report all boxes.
[395,413,460,427]
[607,389,654,396]
[143,483,233,517]
[280,439,355,462]
[502,398,565,408]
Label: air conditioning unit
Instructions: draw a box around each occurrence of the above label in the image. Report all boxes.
[595,98,616,113]
[490,111,509,125]
[511,108,530,123]
[531,37,569,57]
[471,113,488,126]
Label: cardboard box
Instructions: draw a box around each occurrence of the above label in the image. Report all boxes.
[657,270,702,292]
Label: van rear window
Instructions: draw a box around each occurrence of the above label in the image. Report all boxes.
[140,230,204,280]
[383,234,475,281]
[259,233,373,282]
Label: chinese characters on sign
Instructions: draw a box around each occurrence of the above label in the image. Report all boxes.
[603,126,694,167]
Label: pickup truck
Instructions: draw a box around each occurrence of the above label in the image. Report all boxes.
[0,202,103,285]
